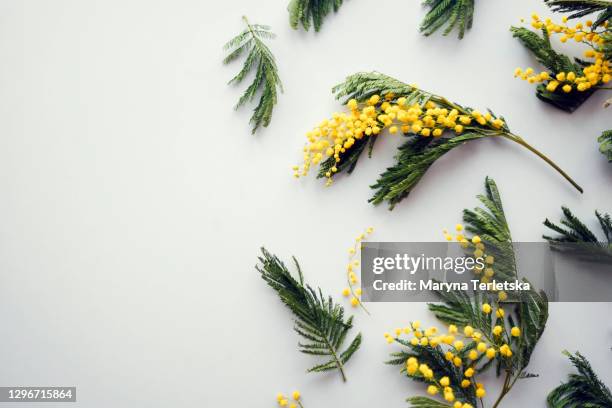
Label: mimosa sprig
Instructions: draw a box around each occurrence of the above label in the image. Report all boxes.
[294,72,583,209]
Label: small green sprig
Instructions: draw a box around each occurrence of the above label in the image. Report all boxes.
[421,0,476,39]
[288,0,345,32]
[547,350,612,408]
[545,0,612,28]
[599,129,612,161]
[223,16,283,134]
[543,206,612,262]
[256,248,361,382]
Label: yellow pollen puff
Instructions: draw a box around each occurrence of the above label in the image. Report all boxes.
[463,326,474,336]
[464,368,475,378]
[486,348,496,359]
[469,350,478,360]
[492,326,503,336]
[440,376,450,387]
[453,356,463,367]
[477,342,487,352]
[476,388,486,398]
[472,236,481,244]
[277,393,285,402]
[482,303,492,314]
[461,379,471,388]
[427,385,439,395]
[350,297,359,307]
[496,308,505,318]
[292,391,300,401]
[511,327,521,337]
[342,288,350,297]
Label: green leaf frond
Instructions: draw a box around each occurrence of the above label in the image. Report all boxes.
[545,0,612,28]
[543,206,612,262]
[421,0,476,39]
[547,350,612,408]
[598,129,612,162]
[288,0,345,32]
[256,248,361,381]
[369,132,486,210]
[223,16,283,134]
[510,26,578,74]
[407,396,453,408]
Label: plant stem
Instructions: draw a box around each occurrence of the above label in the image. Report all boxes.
[501,133,583,193]
[322,335,347,382]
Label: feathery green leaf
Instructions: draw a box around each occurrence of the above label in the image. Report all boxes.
[545,0,612,27]
[543,206,612,262]
[223,16,282,134]
[598,129,612,162]
[256,248,361,381]
[288,0,346,32]
[421,0,476,39]
[547,350,612,408]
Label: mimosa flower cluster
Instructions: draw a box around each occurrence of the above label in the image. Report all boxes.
[385,310,522,407]
[293,94,506,186]
[443,224,507,301]
[341,227,374,311]
[514,14,611,93]
[275,391,303,408]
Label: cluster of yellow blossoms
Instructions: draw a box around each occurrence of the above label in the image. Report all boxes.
[293,94,505,185]
[385,311,521,405]
[443,223,508,301]
[276,391,303,408]
[515,14,611,93]
[341,227,374,310]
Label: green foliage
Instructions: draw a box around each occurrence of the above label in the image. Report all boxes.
[598,129,612,161]
[545,0,612,28]
[510,26,594,112]
[256,248,361,381]
[324,72,582,209]
[547,351,612,408]
[421,0,476,39]
[288,0,345,32]
[543,206,612,262]
[407,396,453,408]
[223,17,283,134]
[369,133,486,209]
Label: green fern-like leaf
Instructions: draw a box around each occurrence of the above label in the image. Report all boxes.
[288,0,346,32]
[256,248,361,381]
[547,350,612,408]
[421,0,476,39]
[543,206,612,262]
[545,0,612,27]
[223,16,283,134]
[407,396,453,407]
[598,129,612,162]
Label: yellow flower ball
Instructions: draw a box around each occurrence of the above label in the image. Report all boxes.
[292,391,300,400]
[511,327,521,337]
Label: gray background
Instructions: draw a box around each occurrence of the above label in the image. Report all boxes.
[0,0,611,407]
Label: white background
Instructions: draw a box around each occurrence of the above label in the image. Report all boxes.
[0,0,611,407]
